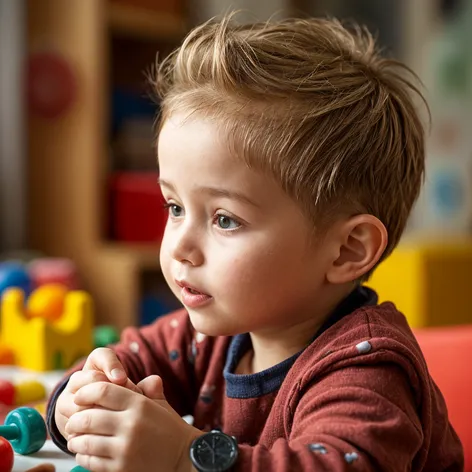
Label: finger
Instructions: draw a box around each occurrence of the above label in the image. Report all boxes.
[56,391,80,419]
[137,375,165,401]
[123,377,144,394]
[83,348,128,385]
[68,434,116,458]
[67,370,109,394]
[75,453,114,472]
[74,382,136,411]
[66,408,120,436]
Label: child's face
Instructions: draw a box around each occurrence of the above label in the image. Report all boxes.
[158,113,336,337]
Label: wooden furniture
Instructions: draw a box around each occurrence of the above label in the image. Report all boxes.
[27,0,186,329]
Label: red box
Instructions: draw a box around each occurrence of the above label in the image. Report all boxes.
[109,172,168,243]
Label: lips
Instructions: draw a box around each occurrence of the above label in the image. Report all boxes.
[175,279,208,295]
[175,279,212,308]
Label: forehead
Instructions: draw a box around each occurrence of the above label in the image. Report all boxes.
[157,114,301,211]
[158,113,249,183]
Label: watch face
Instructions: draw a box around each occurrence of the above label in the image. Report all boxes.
[191,431,238,472]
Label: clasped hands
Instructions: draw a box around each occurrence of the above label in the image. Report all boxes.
[55,348,202,472]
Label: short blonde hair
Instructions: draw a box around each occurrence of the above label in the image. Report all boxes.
[153,15,426,273]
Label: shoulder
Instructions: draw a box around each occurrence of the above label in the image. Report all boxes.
[316,301,422,358]
[289,302,428,397]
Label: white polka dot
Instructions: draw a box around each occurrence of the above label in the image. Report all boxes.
[195,332,206,343]
[170,319,179,328]
[345,451,359,463]
[355,341,372,354]
[129,342,140,353]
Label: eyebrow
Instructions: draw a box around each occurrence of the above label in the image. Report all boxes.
[158,178,259,208]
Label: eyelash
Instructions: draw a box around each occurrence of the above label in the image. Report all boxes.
[162,203,242,232]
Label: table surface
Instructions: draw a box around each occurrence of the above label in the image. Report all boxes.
[13,441,78,472]
[1,367,77,471]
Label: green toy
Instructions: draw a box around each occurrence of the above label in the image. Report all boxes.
[0,407,47,454]
[70,466,90,471]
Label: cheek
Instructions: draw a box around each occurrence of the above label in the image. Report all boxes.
[159,235,172,282]
[214,249,292,300]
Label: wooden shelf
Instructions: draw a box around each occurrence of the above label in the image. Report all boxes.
[103,242,161,269]
[108,3,186,41]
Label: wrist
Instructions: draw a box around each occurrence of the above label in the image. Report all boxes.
[177,428,204,472]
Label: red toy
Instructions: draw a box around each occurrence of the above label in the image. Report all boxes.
[28,258,79,290]
[0,381,14,407]
[0,437,14,472]
[109,172,167,243]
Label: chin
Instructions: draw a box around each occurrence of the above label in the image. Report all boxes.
[187,310,242,337]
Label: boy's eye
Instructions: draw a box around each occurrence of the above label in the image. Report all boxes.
[216,215,240,230]
[166,204,183,217]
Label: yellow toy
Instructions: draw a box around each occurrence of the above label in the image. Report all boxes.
[0,345,14,365]
[14,380,46,405]
[0,288,93,371]
[367,238,472,328]
[27,283,68,322]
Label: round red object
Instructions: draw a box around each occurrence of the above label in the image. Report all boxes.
[0,380,15,406]
[0,437,14,472]
[27,51,77,119]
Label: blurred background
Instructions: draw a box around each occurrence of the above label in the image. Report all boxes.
[0,0,471,330]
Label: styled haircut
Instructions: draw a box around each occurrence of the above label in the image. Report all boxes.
[153,14,427,277]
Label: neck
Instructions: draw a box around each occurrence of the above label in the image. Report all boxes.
[239,285,354,374]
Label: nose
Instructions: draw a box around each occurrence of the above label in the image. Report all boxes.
[169,221,204,266]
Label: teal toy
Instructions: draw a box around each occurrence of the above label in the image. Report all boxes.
[70,466,90,471]
[0,407,47,454]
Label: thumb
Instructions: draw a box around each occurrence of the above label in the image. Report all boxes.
[137,375,166,401]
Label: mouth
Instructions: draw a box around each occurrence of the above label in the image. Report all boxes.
[175,279,212,308]
[175,279,209,296]
[175,280,213,309]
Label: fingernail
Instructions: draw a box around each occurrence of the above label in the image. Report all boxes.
[111,368,125,380]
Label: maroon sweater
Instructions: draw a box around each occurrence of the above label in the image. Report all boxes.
[47,288,463,471]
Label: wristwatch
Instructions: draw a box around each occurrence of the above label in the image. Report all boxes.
[190,429,239,472]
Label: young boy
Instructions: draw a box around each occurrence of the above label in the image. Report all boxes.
[47,15,463,472]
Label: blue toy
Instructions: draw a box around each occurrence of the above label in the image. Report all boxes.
[0,262,31,296]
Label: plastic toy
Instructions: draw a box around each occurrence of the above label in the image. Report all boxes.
[70,467,90,472]
[0,437,14,472]
[14,380,46,406]
[0,288,94,371]
[26,465,56,472]
[0,407,47,455]
[0,380,15,406]
[110,172,167,242]
[0,346,14,365]
[0,263,30,296]
[94,325,120,348]
[27,283,68,322]
[28,258,79,290]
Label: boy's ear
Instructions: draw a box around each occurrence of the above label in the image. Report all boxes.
[326,214,388,284]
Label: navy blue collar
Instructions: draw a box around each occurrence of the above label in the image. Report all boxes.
[223,286,377,399]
